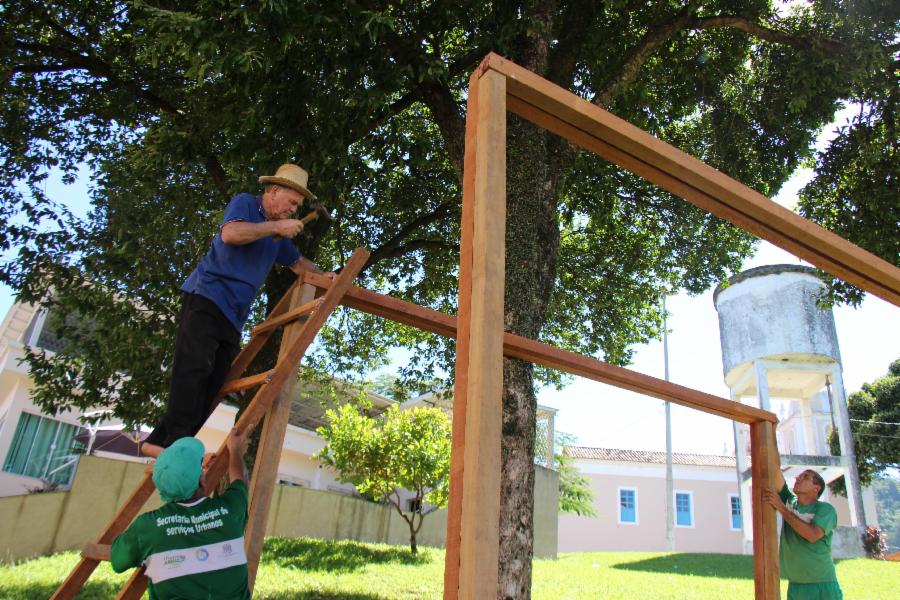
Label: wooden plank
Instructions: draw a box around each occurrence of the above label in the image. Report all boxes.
[458,67,506,600]
[51,472,156,599]
[750,421,781,600]
[503,334,774,424]
[474,53,900,306]
[250,297,320,336]
[216,369,274,397]
[115,567,148,600]
[444,67,481,600]
[81,543,110,561]
[301,272,775,424]
[245,284,316,591]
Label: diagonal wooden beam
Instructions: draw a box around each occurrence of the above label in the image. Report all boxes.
[475,53,900,306]
[110,250,368,600]
[50,470,156,599]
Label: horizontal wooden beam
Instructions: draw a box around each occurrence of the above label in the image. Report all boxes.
[474,53,900,307]
[250,298,320,336]
[302,272,776,424]
[216,369,274,398]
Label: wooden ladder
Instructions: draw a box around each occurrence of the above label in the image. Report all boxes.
[51,247,369,599]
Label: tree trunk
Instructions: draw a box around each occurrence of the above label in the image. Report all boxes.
[497,112,562,599]
[409,529,418,555]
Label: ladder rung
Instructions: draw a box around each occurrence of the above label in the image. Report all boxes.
[251,299,320,336]
[217,370,275,396]
[82,543,111,561]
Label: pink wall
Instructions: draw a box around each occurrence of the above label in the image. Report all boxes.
[558,467,744,553]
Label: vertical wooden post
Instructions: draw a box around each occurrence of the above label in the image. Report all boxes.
[244,283,315,590]
[750,420,781,600]
[457,66,507,600]
[443,68,481,600]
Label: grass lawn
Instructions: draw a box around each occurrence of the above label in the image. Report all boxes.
[1,537,897,599]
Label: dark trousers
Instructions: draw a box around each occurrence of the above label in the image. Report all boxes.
[146,293,241,448]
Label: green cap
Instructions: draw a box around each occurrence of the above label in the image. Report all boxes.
[152,437,205,503]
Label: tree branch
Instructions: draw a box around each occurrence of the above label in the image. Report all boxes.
[594,12,850,108]
[18,7,230,199]
[420,81,466,183]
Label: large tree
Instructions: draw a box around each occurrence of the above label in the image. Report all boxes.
[2,1,897,596]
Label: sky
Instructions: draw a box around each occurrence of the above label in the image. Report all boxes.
[1,113,897,457]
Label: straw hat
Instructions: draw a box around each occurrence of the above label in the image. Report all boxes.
[258,163,316,200]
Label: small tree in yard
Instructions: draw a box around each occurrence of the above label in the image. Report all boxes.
[556,453,597,517]
[317,404,451,554]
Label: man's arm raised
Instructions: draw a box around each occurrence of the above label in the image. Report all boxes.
[221,219,304,245]
[226,426,251,484]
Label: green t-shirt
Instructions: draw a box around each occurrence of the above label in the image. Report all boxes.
[778,483,838,583]
[111,480,250,600]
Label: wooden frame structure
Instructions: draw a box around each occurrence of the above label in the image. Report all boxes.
[439,53,900,600]
[52,52,898,600]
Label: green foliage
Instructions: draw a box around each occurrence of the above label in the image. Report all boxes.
[556,452,597,517]
[317,404,451,553]
[828,359,900,496]
[798,102,899,305]
[872,476,900,551]
[1,1,895,430]
[535,428,597,516]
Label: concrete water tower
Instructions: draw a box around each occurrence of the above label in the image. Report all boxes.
[714,265,865,555]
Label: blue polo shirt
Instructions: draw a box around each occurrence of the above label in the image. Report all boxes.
[181,193,301,332]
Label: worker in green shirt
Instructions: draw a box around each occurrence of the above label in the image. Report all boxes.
[111,427,252,599]
[763,447,843,600]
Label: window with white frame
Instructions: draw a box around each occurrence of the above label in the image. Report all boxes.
[3,412,83,485]
[729,494,742,530]
[618,487,638,524]
[675,491,693,527]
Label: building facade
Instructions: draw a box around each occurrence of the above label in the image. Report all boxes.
[558,445,878,556]
[0,299,392,498]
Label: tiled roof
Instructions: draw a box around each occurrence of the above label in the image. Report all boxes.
[565,446,737,468]
[286,380,395,432]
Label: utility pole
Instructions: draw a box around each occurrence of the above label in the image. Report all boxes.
[663,294,674,552]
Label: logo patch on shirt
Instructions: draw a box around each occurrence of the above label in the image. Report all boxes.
[163,554,186,568]
[195,548,209,561]
[222,543,234,556]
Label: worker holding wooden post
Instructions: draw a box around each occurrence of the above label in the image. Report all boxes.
[763,446,843,600]
[111,426,254,599]
[141,164,332,459]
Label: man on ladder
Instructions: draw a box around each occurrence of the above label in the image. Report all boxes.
[112,426,253,599]
[141,163,332,458]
